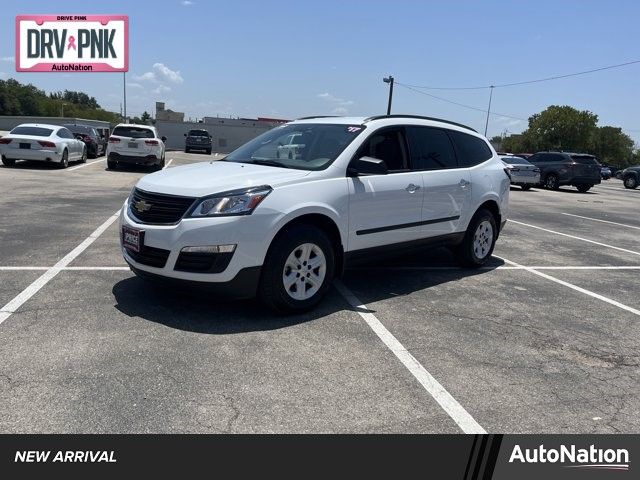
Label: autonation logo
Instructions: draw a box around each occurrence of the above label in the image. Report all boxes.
[509,444,630,471]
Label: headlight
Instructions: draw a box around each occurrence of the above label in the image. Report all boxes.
[187,186,272,217]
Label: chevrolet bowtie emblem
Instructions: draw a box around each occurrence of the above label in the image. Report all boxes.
[134,200,152,213]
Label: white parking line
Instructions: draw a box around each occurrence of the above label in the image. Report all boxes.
[350,265,640,271]
[494,256,640,317]
[509,220,640,257]
[0,210,121,326]
[165,159,173,168]
[561,213,640,230]
[334,280,486,434]
[66,158,106,171]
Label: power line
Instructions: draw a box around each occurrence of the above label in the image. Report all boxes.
[403,59,640,90]
[396,82,526,121]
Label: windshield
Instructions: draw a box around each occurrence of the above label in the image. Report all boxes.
[10,126,53,137]
[188,130,209,136]
[112,126,155,139]
[224,123,365,170]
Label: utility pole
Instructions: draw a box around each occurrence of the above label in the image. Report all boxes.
[484,85,494,137]
[60,103,65,117]
[123,72,127,122]
[383,75,394,115]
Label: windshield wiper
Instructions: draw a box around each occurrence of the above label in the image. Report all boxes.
[249,159,291,168]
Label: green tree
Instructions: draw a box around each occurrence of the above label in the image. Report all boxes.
[526,105,598,152]
[141,111,151,123]
[590,126,634,167]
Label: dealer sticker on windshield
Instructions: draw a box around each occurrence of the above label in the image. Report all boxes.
[346,126,363,133]
[16,15,129,72]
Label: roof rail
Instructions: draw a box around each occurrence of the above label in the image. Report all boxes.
[363,114,477,132]
[295,115,340,120]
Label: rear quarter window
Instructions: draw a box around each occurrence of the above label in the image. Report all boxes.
[449,131,493,167]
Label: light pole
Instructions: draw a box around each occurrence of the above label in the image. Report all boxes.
[123,72,127,122]
[60,102,67,117]
[484,85,494,136]
[383,75,394,115]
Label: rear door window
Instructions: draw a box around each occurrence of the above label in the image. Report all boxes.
[449,130,493,167]
[406,126,457,170]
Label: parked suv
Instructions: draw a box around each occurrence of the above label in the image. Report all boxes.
[64,124,106,158]
[119,115,510,312]
[621,165,640,189]
[184,129,212,154]
[528,151,601,192]
[107,124,166,170]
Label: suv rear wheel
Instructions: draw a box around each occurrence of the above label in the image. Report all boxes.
[456,209,497,268]
[259,224,335,313]
[576,184,591,193]
[624,175,638,189]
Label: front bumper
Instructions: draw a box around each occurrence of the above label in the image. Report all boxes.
[119,202,272,284]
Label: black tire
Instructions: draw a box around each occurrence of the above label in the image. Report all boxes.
[544,173,559,190]
[185,148,190,153]
[624,175,638,189]
[1,156,15,167]
[151,156,165,172]
[455,209,497,268]
[80,146,87,163]
[206,149,212,155]
[521,184,532,191]
[258,224,335,313]
[107,158,117,170]
[576,184,591,193]
[58,149,69,169]
[88,145,97,159]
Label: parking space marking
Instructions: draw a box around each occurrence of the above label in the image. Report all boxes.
[165,159,173,168]
[494,256,640,317]
[509,220,640,257]
[0,210,121,326]
[66,158,106,171]
[351,266,640,271]
[561,213,640,230]
[334,280,486,434]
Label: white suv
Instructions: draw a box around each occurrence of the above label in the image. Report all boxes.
[120,115,509,312]
[107,124,166,170]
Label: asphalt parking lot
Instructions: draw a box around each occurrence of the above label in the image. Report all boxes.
[0,153,639,434]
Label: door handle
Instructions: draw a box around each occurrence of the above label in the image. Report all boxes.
[459,179,470,188]
[405,183,421,193]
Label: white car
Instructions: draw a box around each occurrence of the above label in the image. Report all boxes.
[0,123,87,168]
[120,115,510,312]
[276,133,305,160]
[106,124,166,170]
[500,155,541,190]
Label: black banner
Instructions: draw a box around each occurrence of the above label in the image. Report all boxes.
[0,435,636,478]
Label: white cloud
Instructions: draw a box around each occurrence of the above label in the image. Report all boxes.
[317,92,354,115]
[127,82,143,89]
[181,0,195,5]
[152,85,171,95]
[133,63,183,84]
[0,56,14,62]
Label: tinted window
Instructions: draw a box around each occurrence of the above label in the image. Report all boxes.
[112,126,155,139]
[188,130,209,136]
[529,153,551,163]
[571,155,598,165]
[57,128,74,139]
[406,126,457,170]
[449,131,492,167]
[357,128,407,171]
[10,126,53,137]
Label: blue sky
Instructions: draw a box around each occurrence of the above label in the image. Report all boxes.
[2,0,639,142]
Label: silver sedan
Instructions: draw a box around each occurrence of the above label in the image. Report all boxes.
[501,155,540,190]
[0,123,87,168]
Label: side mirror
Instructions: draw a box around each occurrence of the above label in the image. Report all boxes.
[161,136,167,142]
[347,156,388,176]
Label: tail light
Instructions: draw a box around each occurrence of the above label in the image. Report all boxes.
[145,140,159,146]
[510,167,520,172]
[108,136,121,143]
[0,138,11,144]
[38,140,56,148]
[533,168,540,173]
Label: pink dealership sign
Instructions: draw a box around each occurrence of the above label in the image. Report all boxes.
[15,15,129,72]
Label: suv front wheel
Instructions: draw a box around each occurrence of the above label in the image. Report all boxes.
[456,209,497,268]
[259,224,335,313]
[624,175,638,189]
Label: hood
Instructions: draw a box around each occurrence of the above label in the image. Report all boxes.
[136,160,311,197]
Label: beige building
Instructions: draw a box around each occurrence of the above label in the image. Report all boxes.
[155,102,184,122]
